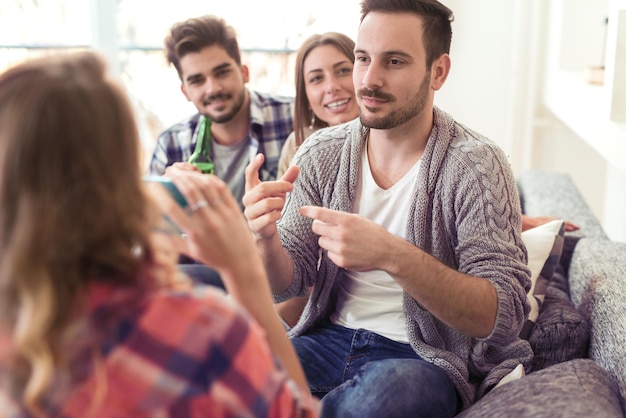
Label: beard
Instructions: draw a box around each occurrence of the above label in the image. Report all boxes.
[202,88,246,123]
[358,72,431,130]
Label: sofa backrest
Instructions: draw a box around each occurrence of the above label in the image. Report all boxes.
[517,171,607,240]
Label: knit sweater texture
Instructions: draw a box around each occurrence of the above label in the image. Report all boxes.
[277,107,534,410]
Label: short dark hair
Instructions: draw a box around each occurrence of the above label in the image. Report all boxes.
[360,0,453,67]
[164,15,241,80]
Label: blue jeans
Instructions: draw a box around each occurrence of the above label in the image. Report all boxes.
[291,321,459,418]
[177,264,225,290]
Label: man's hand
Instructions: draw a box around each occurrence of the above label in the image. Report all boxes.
[299,206,392,272]
[164,161,202,175]
[243,153,299,241]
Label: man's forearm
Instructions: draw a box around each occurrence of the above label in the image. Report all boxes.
[382,236,498,338]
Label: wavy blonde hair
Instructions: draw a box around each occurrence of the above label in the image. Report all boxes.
[0,51,172,416]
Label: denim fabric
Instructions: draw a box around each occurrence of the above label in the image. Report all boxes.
[292,321,459,418]
[177,264,225,290]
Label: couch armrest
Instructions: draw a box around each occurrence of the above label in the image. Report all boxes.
[457,359,624,418]
[517,171,607,240]
[569,238,626,411]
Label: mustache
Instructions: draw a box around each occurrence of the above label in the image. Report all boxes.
[357,88,395,102]
[202,92,231,106]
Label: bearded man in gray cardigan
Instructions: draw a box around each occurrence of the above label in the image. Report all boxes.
[243,1,533,416]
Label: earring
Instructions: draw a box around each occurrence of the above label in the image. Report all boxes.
[309,113,316,128]
[131,242,143,258]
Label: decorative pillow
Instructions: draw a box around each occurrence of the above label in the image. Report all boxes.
[518,219,565,339]
[528,273,590,371]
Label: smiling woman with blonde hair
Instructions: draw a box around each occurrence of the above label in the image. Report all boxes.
[277,32,358,178]
[0,51,316,417]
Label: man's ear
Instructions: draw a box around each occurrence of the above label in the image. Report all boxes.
[431,54,451,91]
[180,83,192,102]
[241,64,250,84]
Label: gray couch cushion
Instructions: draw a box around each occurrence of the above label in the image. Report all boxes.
[458,359,624,417]
[528,267,589,371]
[527,234,589,371]
[569,238,626,412]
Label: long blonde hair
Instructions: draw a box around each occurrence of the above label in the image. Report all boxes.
[0,51,163,415]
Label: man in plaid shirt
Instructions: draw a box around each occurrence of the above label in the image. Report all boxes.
[150,15,294,207]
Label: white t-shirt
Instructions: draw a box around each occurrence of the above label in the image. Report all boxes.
[331,144,421,343]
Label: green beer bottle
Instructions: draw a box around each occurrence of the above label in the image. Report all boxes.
[188,116,215,174]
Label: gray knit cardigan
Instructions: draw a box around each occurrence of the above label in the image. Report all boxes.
[277,107,534,410]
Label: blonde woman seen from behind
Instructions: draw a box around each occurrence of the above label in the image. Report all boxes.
[0,51,316,418]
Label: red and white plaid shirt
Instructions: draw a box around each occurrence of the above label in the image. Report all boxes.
[0,282,317,417]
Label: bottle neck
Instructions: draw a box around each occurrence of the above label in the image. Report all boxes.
[197,116,211,155]
[187,116,215,174]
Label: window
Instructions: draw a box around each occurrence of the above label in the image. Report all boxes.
[0,0,360,157]
[0,0,91,66]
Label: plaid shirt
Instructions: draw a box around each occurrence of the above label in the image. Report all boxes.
[150,89,294,185]
[0,283,318,417]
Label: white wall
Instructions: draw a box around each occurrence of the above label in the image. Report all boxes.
[435,1,520,163]
[434,0,626,242]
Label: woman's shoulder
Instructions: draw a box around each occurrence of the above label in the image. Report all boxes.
[89,286,292,413]
[278,131,299,177]
[145,286,252,339]
[141,288,318,416]
[91,284,255,362]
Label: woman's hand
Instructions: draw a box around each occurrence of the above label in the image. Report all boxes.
[148,169,259,282]
[146,168,311,394]
[521,215,580,232]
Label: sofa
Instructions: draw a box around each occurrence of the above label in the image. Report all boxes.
[459,171,626,417]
